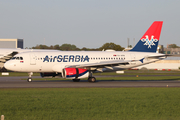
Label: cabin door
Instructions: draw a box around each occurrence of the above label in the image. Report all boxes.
[30,53,36,65]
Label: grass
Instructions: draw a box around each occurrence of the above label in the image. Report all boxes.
[1,71,180,120]
[0,88,180,120]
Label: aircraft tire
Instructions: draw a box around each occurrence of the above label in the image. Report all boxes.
[88,77,96,83]
[73,79,80,82]
[27,78,32,82]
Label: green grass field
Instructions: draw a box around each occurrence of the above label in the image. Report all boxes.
[0,88,180,120]
[1,71,180,120]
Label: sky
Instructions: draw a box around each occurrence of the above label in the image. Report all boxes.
[0,0,180,49]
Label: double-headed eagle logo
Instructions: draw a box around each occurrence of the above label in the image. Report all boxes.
[141,35,158,48]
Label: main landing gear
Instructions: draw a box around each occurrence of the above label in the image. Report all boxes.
[88,77,96,83]
[72,71,96,83]
[72,77,96,83]
[73,71,96,83]
[88,71,96,83]
[27,72,33,82]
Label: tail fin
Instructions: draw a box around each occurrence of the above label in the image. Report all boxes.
[129,21,163,52]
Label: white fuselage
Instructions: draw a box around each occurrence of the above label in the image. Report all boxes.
[4,51,165,73]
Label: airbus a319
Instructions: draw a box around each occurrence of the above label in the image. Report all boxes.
[4,21,165,82]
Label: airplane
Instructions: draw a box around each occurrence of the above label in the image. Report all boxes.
[4,21,165,82]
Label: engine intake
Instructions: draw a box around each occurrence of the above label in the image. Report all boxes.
[63,68,89,79]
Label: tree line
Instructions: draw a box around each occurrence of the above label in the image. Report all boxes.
[168,44,180,48]
[31,42,125,51]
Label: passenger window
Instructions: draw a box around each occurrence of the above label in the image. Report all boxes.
[16,57,20,60]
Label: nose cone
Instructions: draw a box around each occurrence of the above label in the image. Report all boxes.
[4,61,16,71]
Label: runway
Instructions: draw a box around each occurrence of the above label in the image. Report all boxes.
[0,76,180,88]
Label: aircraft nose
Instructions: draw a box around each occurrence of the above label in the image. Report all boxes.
[4,61,16,71]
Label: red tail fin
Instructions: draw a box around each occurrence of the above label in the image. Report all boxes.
[141,21,163,40]
[130,21,163,52]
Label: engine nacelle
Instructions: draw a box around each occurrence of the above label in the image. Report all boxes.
[62,68,89,79]
[40,72,62,78]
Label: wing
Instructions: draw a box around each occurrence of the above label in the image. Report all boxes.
[66,60,132,69]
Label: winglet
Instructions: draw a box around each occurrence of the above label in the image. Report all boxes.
[129,21,163,52]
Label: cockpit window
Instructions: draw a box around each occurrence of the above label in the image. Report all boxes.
[11,57,23,60]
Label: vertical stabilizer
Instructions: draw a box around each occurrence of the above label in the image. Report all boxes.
[129,21,163,52]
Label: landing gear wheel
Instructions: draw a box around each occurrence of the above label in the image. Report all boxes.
[88,77,96,83]
[73,79,80,82]
[27,78,32,82]
[27,72,33,82]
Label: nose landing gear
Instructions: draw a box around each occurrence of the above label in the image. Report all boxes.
[27,78,32,82]
[27,72,33,82]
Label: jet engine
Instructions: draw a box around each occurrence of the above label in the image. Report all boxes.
[40,72,62,78]
[62,68,89,79]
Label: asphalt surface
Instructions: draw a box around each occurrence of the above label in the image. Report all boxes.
[0,76,180,88]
